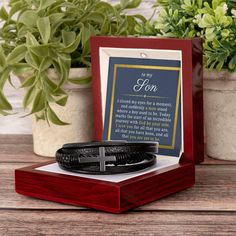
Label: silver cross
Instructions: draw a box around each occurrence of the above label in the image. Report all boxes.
[79,147,116,172]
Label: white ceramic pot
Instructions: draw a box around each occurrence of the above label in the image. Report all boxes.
[30,68,94,157]
[204,70,236,161]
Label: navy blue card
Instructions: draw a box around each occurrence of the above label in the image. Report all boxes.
[103,57,182,157]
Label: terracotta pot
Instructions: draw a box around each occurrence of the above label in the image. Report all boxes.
[204,69,236,161]
[20,68,94,157]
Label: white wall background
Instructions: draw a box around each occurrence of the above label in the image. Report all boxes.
[0,0,155,134]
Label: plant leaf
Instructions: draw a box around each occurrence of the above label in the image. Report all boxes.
[0,46,6,69]
[55,96,68,106]
[37,17,51,44]
[229,54,236,71]
[35,112,46,121]
[9,2,26,18]
[49,13,65,25]
[25,51,41,69]
[7,45,26,64]
[68,75,91,85]
[101,17,110,34]
[61,34,81,53]
[12,63,33,75]
[96,2,115,12]
[44,73,66,96]
[117,17,129,35]
[30,90,45,113]
[20,76,36,88]
[23,86,36,108]
[86,12,105,24]
[0,110,12,116]
[26,32,39,46]
[39,57,52,72]
[18,10,38,28]
[0,69,10,90]
[62,31,76,47]
[131,14,146,23]
[30,45,50,57]
[0,91,12,111]
[39,0,56,11]
[120,0,142,9]
[0,7,8,21]
[81,25,91,47]
[47,106,70,125]
[56,56,69,89]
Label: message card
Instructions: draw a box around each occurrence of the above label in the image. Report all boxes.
[103,57,182,157]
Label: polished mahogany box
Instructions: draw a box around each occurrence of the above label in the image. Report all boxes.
[15,37,204,213]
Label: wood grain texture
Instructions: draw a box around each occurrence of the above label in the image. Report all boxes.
[0,163,236,211]
[15,162,194,213]
[0,135,236,234]
[0,211,236,236]
[0,135,50,163]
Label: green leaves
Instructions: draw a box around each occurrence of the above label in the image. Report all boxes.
[0,46,6,70]
[0,7,8,21]
[20,76,36,88]
[0,0,144,125]
[229,54,236,71]
[18,10,38,28]
[23,86,36,108]
[61,34,81,54]
[81,24,91,47]
[47,106,69,125]
[30,45,50,57]
[6,45,26,64]
[39,57,52,72]
[198,14,215,28]
[62,31,76,47]
[120,0,142,9]
[212,0,225,10]
[30,90,45,114]
[39,0,56,11]
[56,96,68,106]
[68,76,92,85]
[0,91,12,111]
[26,32,39,46]
[153,0,236,72]
[37,17,51,44]
[25,51,40,69]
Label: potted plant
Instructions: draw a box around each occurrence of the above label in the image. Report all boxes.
[136,0,236,161]
[0,0,145,157]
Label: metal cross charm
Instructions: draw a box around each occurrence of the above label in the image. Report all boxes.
[79,147,116,172]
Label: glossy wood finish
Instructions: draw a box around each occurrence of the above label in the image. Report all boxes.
[1,135,236,235]
[15,161,194,213]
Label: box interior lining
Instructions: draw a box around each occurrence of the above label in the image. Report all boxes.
[36,156,179,183]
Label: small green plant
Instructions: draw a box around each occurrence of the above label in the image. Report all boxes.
[137,0,236,73]
[0,0,145,125]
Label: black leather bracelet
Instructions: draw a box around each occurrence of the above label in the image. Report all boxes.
[56,141,158,175]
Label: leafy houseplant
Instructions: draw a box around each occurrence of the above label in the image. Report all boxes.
[138,0,236,72]
[0,0,145,125]
[137,0,236,160]
[0,0,145,157]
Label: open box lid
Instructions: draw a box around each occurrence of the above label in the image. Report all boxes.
[91,36,204,165]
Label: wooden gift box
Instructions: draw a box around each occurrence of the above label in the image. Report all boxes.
[15,37,204,214]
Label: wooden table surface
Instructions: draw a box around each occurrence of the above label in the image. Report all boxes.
[0,135,236,236]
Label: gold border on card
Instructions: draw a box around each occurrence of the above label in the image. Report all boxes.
[107,64,181,150]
